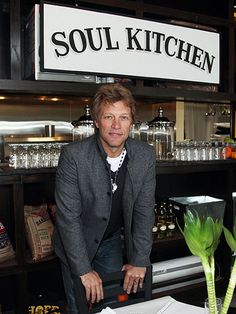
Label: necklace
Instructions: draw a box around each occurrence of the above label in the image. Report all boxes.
[108,148,126,193]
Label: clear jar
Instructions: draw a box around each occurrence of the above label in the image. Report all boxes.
[73,121,94,141]
[153,121,175,160]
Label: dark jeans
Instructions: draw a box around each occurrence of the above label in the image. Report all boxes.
[61,232,123,314]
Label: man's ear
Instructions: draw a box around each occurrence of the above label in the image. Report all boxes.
[94,120,99,128]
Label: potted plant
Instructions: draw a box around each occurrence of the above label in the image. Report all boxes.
[179,211,236,314]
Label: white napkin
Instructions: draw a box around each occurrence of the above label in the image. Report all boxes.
[156,299,175,313]
[156,298,205,314]
[100,307,116,314]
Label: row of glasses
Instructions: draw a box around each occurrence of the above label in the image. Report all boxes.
[8,142,68,169]
[174,141,224,161]
[129,128,228,161]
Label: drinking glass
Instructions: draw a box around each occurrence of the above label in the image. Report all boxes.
[204,297,222,314]
[28,144,35,168]
[179,141,187,161]
[21,144,30,168]
[192,141,199,161]
[213,141,222,160]
[173,141,181,160]
[17,144,27,168]
[30,144,41,168]
[41,143,51,168]
[50,143,59,167]
[8,144,18,168]
[199,141,207,161]
[52,142,67,167]
[186,141,192,161]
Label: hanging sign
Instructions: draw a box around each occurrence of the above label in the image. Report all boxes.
[41,2,220,84]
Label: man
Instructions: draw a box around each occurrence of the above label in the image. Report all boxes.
[53,83,156,313]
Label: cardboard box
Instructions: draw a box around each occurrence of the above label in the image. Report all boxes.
[169,195,226,227]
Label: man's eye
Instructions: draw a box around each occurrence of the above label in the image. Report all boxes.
[104,115,113,120]
[120,116,130,121]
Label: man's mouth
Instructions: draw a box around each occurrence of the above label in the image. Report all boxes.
[109,132,123,137]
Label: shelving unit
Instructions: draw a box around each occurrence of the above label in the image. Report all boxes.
[0,0,236,312]
[1,159,236,311]
[0,169,60,313]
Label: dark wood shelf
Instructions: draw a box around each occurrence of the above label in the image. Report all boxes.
[26,0,232,24]
[0,250,58,278]
[24,253,59,272]
[156,159,236,174]
[0,79,98,96]
[0,173,20,184]
[142,4,231,27]
[21,171,56,183]
[1,159,235,177]
[152,230,183,245]
[0,257,20,276]
[0,166,56,177]
[0,79,235,103]
[1,159,235,178]
[25,251,57,263]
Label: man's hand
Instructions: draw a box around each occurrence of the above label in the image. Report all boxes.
[80,271,104,303]
[122,264,146,294]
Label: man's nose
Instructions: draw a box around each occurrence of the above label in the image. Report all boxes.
[111,118,121,128]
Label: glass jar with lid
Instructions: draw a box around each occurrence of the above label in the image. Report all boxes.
[72,104,95,141]
[150,107,175,159]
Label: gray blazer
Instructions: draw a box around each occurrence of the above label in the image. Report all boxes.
[53,134,156,277]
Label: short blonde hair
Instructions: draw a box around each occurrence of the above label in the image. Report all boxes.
[92,83,136,122]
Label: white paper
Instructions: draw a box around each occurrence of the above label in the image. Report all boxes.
[95,297,205,314]
[100,307,116,314]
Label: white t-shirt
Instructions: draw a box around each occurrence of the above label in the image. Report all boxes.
[106,150,127,172]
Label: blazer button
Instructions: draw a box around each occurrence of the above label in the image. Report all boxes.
[94,239,99,244]
[102,217,107,221]
[107,192,111,196]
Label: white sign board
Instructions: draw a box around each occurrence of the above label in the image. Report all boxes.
[41,3,220,84]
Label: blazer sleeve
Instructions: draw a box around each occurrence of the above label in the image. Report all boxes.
[129,148,156,267]
[54,146,92,276]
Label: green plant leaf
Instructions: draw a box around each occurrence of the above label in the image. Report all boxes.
[233,216,236,239]
[180,210,223,259]
[211,218,223,253]
[223,226,236,252]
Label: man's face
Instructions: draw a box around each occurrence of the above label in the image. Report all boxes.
[94,100,133,155]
